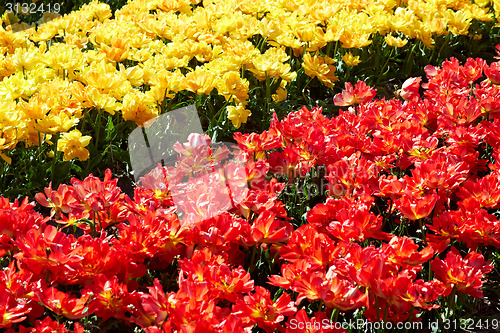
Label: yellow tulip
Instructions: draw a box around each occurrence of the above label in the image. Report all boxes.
[221,39,258,65]
[384,35,408,48]
[218,71,249,104]
[1,12,19,26]
[57,129,92,161]
[119,64,144,87]
[0,72,36,100]
[249,47,296,81]
[33,112,77,135]
[340,31,372,49]
[30,24,58,42]
[260,17,282,42]
[0,127,17,164]
[19,96,49,120]
[13,47,40,72]
[446,9,475,35]
[84,86,122,115]
[157,0,192,14]
[342,52,362,67]
[302,53,338,88]
[0,137,13,164]
[227,104,251,129]
[184,68,216,95]
[0,29,29,53]
[272,82,287,103]
[0,53,16,79]
[44,43,85,73]
[81,62,126,95]
[122,91,159,126]
[99,36,130,63]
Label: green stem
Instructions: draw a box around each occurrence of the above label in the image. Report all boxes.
[399,218,406,236]
[0,159,5,190]
[97,211,103,234]
[325,41,333,57]
[91,211,97,237]
[79,110,87,134]
[37,131,43,161]
[377,48,394,85]
[211,99,229,125]
[302,76,313,104]
[197,93,203,110]
[418,218,426,244]
[265,73,271,114]
[435,33,451,64]
[447,287,456,321]
[257,36,268,52]
[50,133,59,184]
[375,294,381,322]
[248,245,258,273]
[107,115,114,165]
[95,108,102,151]
[330,308,339,322]
[403,43,417,76]
[383,300,389,323]
[161,89,172,114]
[403,307,415,333]
[388,198,394,225]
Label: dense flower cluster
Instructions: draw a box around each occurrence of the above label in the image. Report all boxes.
[0,0,498,164]
[233,54,500,324]
[0,53,499,331]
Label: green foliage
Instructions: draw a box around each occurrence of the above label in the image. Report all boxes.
[0,110,135,200]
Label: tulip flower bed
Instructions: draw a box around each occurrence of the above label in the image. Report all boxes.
[1,53,500,332]
[2,0,500,332]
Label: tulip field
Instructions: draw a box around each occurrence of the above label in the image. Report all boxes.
[1,0,500,332]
